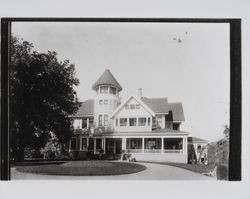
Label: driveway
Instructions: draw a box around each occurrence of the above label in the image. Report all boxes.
[11,162,214,180]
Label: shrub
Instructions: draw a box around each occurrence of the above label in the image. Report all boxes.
[216,164,228,180]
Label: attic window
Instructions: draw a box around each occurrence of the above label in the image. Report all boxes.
[130,104,135,109]
[136,104,140,109]
[125,104,129,109]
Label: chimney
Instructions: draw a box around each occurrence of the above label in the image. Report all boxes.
[138,88,142,99]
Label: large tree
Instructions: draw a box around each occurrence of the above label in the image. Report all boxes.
[10,36,80,161]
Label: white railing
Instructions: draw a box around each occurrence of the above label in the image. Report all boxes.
[126,149,143,153]
[144,149,162,153]
[164,149,183,153]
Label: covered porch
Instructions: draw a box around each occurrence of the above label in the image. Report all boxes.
[70,132,188,163]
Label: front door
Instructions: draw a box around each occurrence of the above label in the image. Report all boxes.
[106,138,122,154]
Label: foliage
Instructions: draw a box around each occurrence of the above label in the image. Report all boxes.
[206,125,229,180]
[10,35,80,161]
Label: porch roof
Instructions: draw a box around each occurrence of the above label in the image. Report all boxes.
[95,129,189,137]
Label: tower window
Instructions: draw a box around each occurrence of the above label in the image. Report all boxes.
[110,87,117,95]
[100,86,108,93]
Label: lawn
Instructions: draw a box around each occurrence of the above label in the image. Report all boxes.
[142,161,209,175]
[15,160,146,176]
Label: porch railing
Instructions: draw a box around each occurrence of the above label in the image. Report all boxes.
[144,149,162,153]
[126,149,143,153]
[164,149,183,153]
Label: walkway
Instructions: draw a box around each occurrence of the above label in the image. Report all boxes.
[11,162,214,180]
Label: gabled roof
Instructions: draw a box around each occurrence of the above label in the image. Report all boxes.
[188,137,208,143]
[141,97,185,121]
[110,95,155,118]
[92,69,122,91]
[71,99,94,117]
[168,102,185,121]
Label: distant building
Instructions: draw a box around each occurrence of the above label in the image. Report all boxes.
[68,69,207,163]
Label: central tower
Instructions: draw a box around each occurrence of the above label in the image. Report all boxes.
[92,69,122,129]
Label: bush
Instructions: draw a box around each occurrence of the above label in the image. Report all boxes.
[216,164,228,180]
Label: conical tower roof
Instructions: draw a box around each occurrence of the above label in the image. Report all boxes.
[92,69,122,91]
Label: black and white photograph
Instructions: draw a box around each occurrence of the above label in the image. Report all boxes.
[1,0,249,198]
[5,20,233,180]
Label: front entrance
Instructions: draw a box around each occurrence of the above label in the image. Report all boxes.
[105,138,122,154]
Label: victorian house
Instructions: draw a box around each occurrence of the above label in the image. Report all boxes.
[68,69,205,163]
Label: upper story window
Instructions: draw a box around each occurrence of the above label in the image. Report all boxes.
[104,114,108,127]
[120,118,127,126]
[148,117,151,126]
[125,104,129,110]
[129,118,137,126]
[110,87,117,95]
[138,118,146,126]
[173,123,180,130]
[82,118,87,129]
[99,100,103,105]
[73,119,82,129]
[104,99,108,105]
[100,86,108,94]
[116,119,118,126]
[98,115,103,126]
[136,104,140,109]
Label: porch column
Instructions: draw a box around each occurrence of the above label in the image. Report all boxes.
[183,137,187,155]
[122,138,126,151]
[94,138,96,154]
[161,138,164,154]
[87,118,89,129]
[87,137,89,148]
[102,138,106,154]
[80,137,82,150]
[142,137,144,153]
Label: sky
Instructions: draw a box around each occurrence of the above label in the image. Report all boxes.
[12,22,230,142]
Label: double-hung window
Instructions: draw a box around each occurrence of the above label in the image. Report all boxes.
[98,115,103,126]
[138,118,146,126]
[120,118,127,126]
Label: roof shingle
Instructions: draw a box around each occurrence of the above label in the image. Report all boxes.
[141,97,185,121]
[73,99,94,116]
[92,69,122,91]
